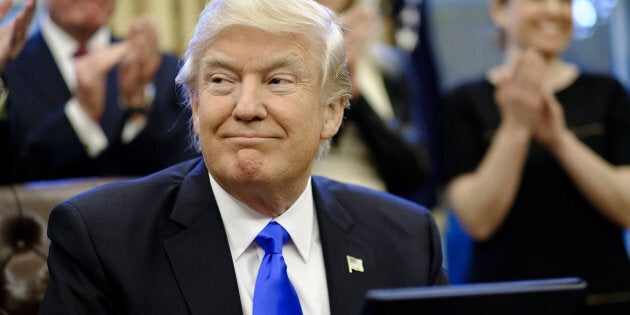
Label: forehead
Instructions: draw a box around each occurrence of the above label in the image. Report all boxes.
[201,25,320,72]
[47,0,116,8]
[317,0,353,12]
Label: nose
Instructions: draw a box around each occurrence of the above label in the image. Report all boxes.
[232,78,267,121]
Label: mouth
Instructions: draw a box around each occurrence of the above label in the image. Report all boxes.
[536,21,569,37]
[222,134,281,146]
[224,133,278,139]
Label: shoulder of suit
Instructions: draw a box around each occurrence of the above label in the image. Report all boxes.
[312,175,428,212]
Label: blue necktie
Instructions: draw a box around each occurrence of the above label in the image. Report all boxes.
[253,221,303,315]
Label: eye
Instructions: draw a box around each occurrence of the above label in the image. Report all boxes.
[266,74,297,94]
[211,76,226,84]
[209,73,232,84]
[269,78,285,85]
[207,74,235,95]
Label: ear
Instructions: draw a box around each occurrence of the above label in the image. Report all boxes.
[320,98,346,140]
[489,0,507,30]
[189,89,201,135]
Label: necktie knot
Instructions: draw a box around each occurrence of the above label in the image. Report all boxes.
[255,221,289,255]
[74,45,88,58]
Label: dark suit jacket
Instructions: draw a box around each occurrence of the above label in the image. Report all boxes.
[39,157,448,315]
[341,44,432,205]
[1,31,197,183]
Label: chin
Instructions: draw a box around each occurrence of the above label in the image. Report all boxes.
[537,48,566,60]
[535,40,571,54]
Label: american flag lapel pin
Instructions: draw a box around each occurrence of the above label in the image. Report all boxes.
[346,255,364,273]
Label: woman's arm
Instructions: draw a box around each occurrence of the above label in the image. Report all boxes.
[446,49,547,240]
[537,94,630,227]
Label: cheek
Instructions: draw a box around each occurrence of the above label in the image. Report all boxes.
[192,96,213,136]
[194,102,218,134]
[189,94,201,135]
[272,106,320,144]
[194,94,235,137]
[273,91,321,124]
[192,113,201,136]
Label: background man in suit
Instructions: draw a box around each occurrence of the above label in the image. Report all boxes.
[0,0,36,183]
[39,0,448,314]
[0,0,197,183]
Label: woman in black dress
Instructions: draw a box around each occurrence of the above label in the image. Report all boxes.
[441,0,630,313]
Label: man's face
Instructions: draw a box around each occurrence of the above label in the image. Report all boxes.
[47,0,116,37]
[191,25,344,194]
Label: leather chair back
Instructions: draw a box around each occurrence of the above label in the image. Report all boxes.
[0,178,122,315]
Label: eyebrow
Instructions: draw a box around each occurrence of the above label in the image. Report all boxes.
[200,55,236,73]
[200,54,308,77]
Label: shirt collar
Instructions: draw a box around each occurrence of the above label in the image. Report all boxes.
[41,14,111,60]
[211,174,315,263]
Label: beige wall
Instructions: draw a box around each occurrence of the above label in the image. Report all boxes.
[108,0,398,55]
[109,0,208,55]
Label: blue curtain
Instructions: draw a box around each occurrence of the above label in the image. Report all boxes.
[393,0,442,208]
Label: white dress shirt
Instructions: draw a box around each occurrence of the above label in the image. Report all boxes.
[41,16,110,157]
[211,174,331,315]
[41,16,147,157]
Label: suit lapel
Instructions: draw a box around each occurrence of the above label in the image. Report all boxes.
[164,161,243,314]
[17,33,125,142]
[21,32,72,109]
[163,169,378,314]
[312,177,377,315]
[100,70,126,140]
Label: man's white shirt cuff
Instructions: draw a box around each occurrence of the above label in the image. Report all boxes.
[65,98,108,157]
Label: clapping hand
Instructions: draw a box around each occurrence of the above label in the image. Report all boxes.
[118,16,162,113]
[493,48,547,135]
[493,48,570,148]
[339,5,377,98]
[0,0,36,70]
[74,42,131,122]
[534,92,568,150]
[74,16,162,123]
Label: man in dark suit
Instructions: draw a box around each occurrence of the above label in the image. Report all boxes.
[0,0,196,183]
[39,0,448,314]
[0,0,37,184]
